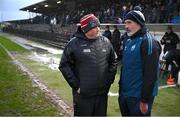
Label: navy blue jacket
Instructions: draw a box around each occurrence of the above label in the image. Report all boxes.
[119,28,162,102]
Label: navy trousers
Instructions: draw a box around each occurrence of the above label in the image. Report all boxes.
[118,96,154,116]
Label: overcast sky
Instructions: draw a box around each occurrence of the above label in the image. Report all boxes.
[0,0,44,22]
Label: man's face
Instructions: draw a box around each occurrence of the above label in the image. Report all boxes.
[85,27,100,39]
[125,19,141,36]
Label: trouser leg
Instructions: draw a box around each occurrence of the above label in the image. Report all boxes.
[118,96,130,116]
[73,90,95,116]
[171,64,179,82]
[126,97,154,116]
[94,95,108,116]
[118,96,155,116]
[73,91,108,116]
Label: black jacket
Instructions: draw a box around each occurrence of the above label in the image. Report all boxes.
[160,31,179,54]
[59,27,117,97]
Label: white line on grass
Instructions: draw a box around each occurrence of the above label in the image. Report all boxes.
[159,84,177,90]
[108,92,119,96]
[108,84,177,97]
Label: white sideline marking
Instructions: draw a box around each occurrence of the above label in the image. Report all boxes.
[108,92,119,96]
[159,84,177,90]
[108,84,177,97]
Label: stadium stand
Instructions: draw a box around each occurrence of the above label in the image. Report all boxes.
[2,0,180,49]
[18,0,180,24]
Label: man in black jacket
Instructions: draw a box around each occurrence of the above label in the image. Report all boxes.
[59,14,117,116]
[160,26,179,71]
[160,26,179,54]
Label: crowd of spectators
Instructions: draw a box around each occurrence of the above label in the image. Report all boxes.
[60,0,180,24]
[3,0,180,37]
[14,0,180,25]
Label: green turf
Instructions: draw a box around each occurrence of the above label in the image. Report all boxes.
[16,53,73,106]
[153,87,180,116]
[1,36,180,116]
[0,37,62,116]
[17,53,180,116]
[0,36,27,52]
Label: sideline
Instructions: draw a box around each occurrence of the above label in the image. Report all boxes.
[108,84,177,97]
[158,84,177,89]
[0,43,73,116]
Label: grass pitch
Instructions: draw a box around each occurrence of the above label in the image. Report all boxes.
[0,36,62,116]
[1,35,180,116]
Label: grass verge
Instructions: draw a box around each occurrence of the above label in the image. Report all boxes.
[2,36,180,116]
[17,53,180,116]
[0,36,61,116]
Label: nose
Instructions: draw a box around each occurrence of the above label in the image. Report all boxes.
[96,27,100,32]
[97,27,100,31]
[125,24,128,29]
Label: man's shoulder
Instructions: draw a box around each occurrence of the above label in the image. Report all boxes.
[142,32,162,53]
[69,36,84,44]
[65,37,80,48]
[143,32,156,40]
[172,32,179,38]
[69,36,79,42]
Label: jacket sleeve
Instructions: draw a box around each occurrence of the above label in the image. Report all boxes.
[171,33,180,45]
[58,42,79,90]
[160,33,167,45]
[108,43,118,84]
[141,39,162,103]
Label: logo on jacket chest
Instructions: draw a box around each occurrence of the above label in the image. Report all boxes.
[131,45,136,51]
[83,49,91,53]
[82,48,107,53]
[81,44,91,53]
[81,44,107,53]
[102,49,106,52]
[125,44,136,52]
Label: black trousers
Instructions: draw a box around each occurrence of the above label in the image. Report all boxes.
[171,63,179,82]
[73,91,108,116]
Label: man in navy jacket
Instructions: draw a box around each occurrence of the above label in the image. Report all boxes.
[118,7,161,116]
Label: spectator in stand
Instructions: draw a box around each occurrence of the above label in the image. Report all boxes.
[103,25,112,40]
[117,17,123,24]
[121,5,129,21]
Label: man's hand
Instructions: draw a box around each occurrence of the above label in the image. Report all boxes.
[140,101,148,114]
